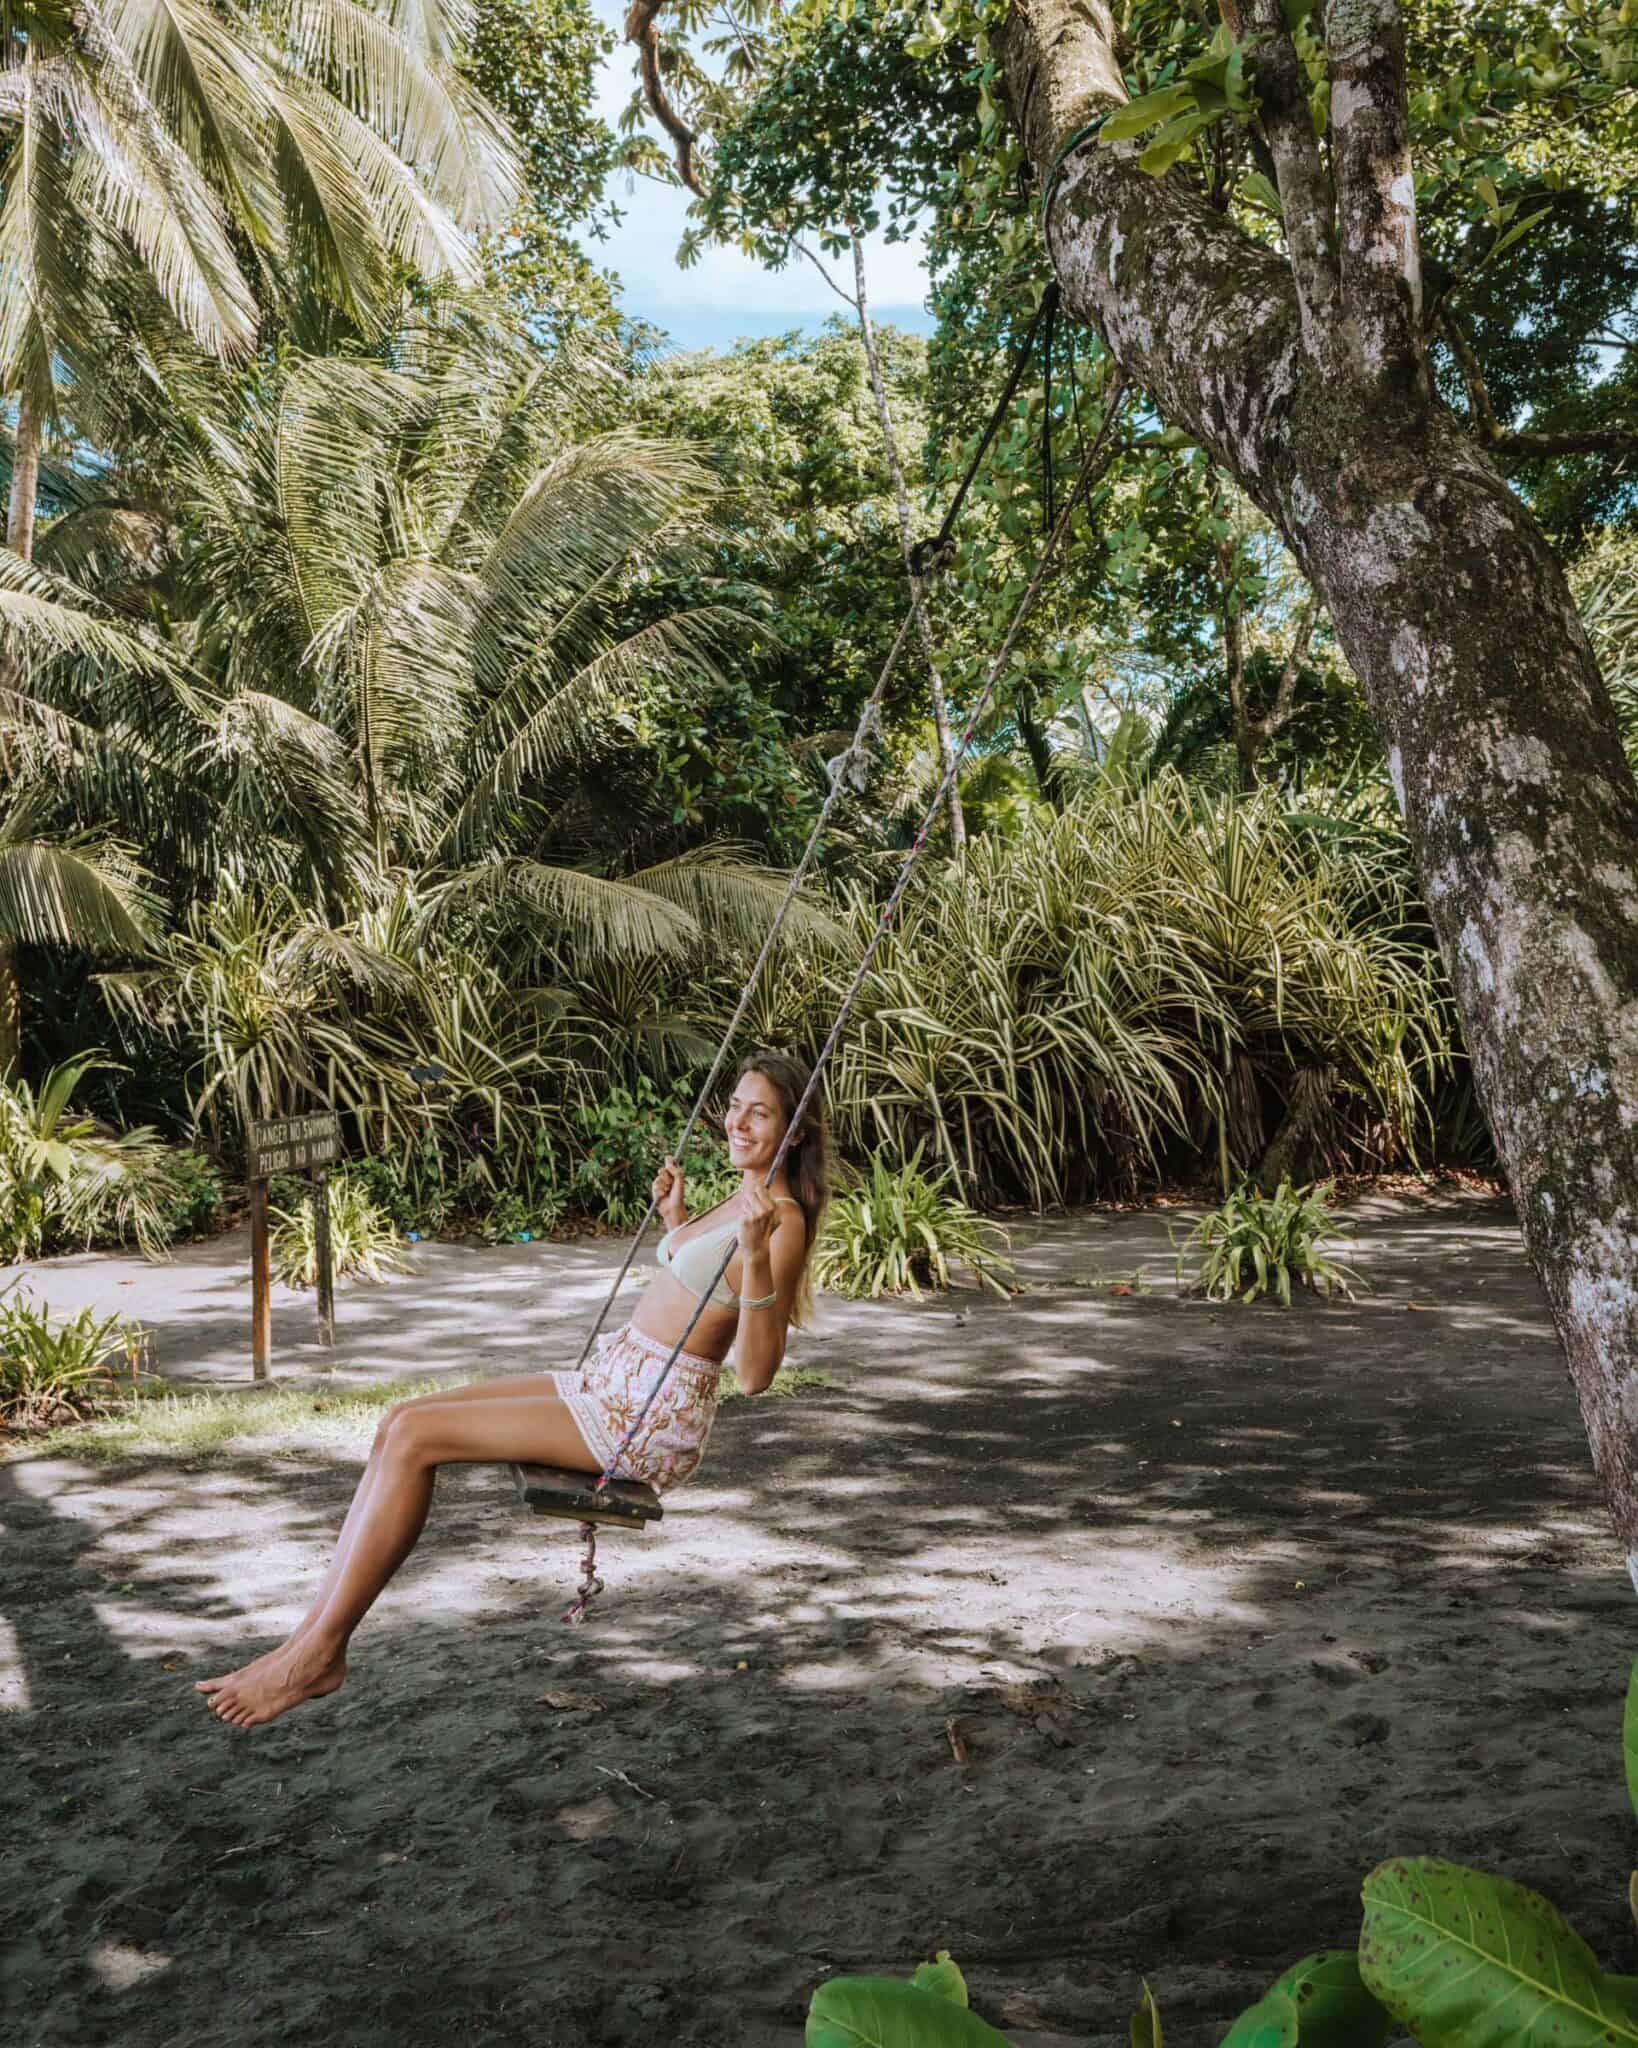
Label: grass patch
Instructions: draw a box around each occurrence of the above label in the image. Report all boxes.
[6,1362,832,1465]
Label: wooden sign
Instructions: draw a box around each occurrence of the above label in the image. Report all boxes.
[246,1111,341,1377]
[247,1112,340,1180]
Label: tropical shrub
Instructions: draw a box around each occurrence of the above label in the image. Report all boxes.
[1174,1179,1359,1306]
[0,1286,147,1430]
[269,1172,412,1288]
[472,1125,571,1242]
[141,1150,225,1244]
[569,1078,739,1228]
[755,773,1453,1208]
[811,1666,1638,2047]
[812,1149,1013,1299]
[0,1057,216,1262]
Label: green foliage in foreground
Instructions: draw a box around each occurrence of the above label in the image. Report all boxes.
[1174,1180,1360,1308]
[0,1285,146,1430]
[269,1172,413,1289]
[812,1148,1014,1300]
[0,1056,223,1262]
[809,1666,1638,2047]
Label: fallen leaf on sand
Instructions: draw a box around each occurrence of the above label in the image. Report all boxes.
[1406,1301,1437,1311]
[1110,1283,1136,1297]
[536,1690,606,1712]
[945,1717,968,1765]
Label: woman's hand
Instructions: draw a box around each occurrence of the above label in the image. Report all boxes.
[736,1182,779,1255]
[651,1155,687,1231]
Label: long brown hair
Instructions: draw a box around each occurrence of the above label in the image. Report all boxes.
[732,1048,831,1326]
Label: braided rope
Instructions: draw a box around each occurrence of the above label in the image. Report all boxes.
[564,601,920,1377]
[595,375,1131,1488]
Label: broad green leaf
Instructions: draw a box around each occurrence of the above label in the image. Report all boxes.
[1623,1663,1638,1823]
[1485,205,1552,266]
[806,1977,1013,2047]
[1101,85,1196,141]
[1132,1978,1163,2047]
[1219,1990,1298,2048]
[910,1953,970,2007]
[1266,1952,1391,2046]
[1139,112,1211,175]
[1360,1857,1638,2046]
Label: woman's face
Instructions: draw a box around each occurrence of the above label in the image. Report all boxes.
[724,1069,791,1174]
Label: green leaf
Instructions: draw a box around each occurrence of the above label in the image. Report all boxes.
[807,1977,1014,2046]
[1485,205,1552,265]
[1622,1661,1638,1822]
[1219,1990,1298,2048]
[1131,1978,1163,2047]
[1266,1952,1391,2046]
[1360,1857,1638,2046]
[910,1954,970,2007]
[1139,112,1211,175]
[1101,84,1196,141]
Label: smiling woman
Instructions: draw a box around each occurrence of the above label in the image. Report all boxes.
[194,1050,831,1730]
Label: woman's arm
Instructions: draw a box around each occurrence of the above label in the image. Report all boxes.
[732,1196,807,1395]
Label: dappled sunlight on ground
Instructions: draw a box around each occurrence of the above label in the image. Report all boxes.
[4,1188,1636,2046]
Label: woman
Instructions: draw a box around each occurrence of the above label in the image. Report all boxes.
[196,1050,831,1729]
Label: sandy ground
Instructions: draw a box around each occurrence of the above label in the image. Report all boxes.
[3,1188,1635,2047]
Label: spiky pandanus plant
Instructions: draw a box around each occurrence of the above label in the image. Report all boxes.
[751,771,1453,1208]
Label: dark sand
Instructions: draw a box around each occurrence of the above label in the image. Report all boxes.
[3,1187,1635,2046]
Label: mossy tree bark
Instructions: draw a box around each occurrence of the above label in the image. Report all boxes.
[996,0,1638,1578]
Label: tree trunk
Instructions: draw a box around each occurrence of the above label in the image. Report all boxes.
[997,0,1638,1581]
[0,937,19,1079]
[2,393,38,1077]
[7,390,40,561]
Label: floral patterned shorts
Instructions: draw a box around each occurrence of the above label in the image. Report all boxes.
[550,1323,722,1492]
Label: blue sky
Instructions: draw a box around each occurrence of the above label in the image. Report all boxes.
[577,0,933,351]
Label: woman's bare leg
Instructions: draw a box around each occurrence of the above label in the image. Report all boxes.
[197,1393,600,1730]
[196,1372,575,1686]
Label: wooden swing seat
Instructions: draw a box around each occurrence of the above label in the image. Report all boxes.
[510,1462,663,1530]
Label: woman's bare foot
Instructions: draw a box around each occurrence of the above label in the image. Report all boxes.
[195,1636,348,1729]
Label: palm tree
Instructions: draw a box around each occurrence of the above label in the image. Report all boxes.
[5,309,832,1133]
[0,0,524,557]
[0,542,187,1068]
[0,0,524,1064]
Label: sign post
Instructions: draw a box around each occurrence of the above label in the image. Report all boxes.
[246,1111,341,1375]
[313,1164,335,1348]
[249,1177,271,1381]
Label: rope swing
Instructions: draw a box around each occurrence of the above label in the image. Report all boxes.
[519,291,1132,1620]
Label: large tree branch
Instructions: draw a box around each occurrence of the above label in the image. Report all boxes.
[1325,0,1426,388]
[1241,0,1340,363]
[998,0,1638,1581]
[626,0,703,195]
[998,0,1306,510]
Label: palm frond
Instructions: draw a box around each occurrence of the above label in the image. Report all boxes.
[626,847,846,951]
[427,859,699,962]
[448,609,742,852]
[279,0,523,230]
[0,836,155,955]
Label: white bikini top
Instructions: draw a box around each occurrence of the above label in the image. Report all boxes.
[655,1196,800,1310]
